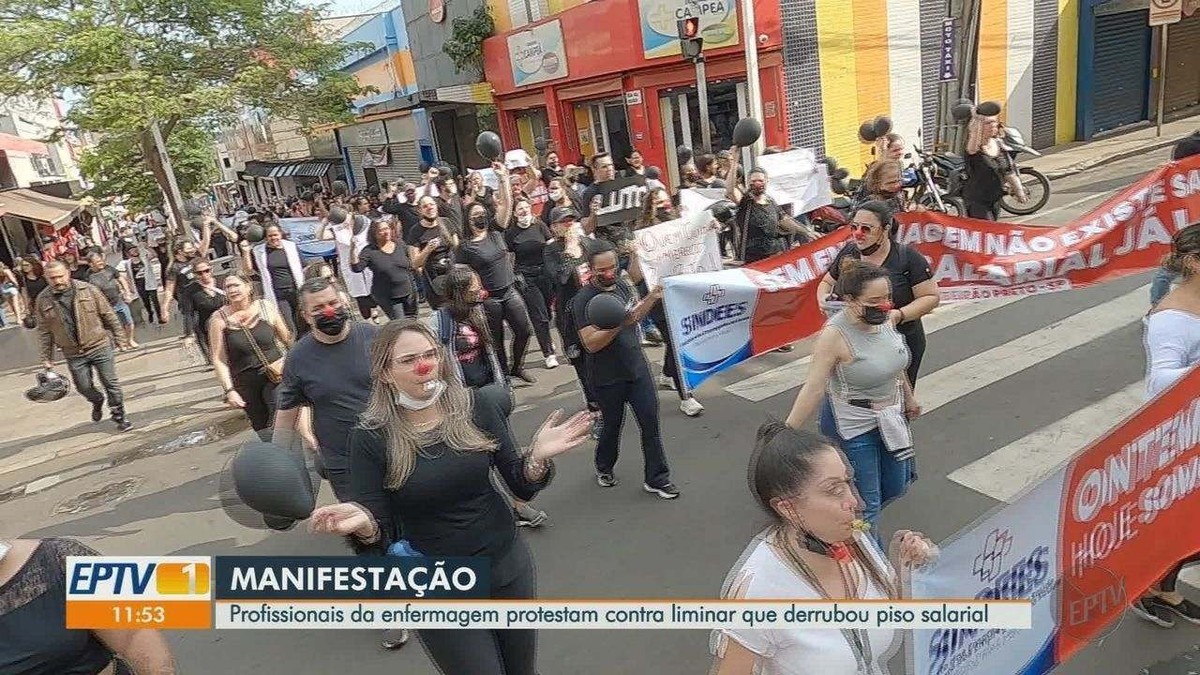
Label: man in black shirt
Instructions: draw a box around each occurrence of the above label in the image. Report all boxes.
[381,183,422,234]
[572,244,679,499]
[271,277,410,650]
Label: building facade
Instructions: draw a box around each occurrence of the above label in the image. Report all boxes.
[482,0,1200,183]
[0,97,85,190]
[482,0,787,185]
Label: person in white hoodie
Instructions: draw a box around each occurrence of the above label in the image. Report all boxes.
[316,208,375,320]
[116,244,163,324]
[241,223,304,334]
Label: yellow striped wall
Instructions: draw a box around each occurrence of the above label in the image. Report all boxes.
[1055,0,1080,144]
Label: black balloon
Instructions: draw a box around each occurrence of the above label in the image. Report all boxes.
[231,440,316,521]
[859,122,878,143]
[976,100,1002,116]
[951,103,975,122]
[351,214,369,236]
[586,293,628,330]
[244,223,265,243]
[833,168,850,180]
[732,118,763,148]
[534,136,548,154]
[872,116,893,137]
[475,131,503,160]
[823,156,840,171]
[645,166,661,180]
[677,145,694,165]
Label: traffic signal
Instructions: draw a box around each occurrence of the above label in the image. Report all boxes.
[678,18,703,61]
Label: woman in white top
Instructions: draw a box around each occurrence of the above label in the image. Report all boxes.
[711,422,936,675]
[1132,221,1200,628]
[316,207,374,319]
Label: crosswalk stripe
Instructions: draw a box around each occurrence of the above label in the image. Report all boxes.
[724,295,1026,402]
[945,383,1145,503]
[917,285,1148,415]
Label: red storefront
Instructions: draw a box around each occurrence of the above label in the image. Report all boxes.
[481,0,784,189]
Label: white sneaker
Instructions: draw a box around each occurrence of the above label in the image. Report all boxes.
[545,354,559,369]
[680,397,704,417]
[657,375,676,391]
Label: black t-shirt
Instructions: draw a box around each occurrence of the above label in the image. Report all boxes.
[453,321,494,388]
[437,195,465,235]
[740,195,789,260]
[68,266,89,282]
[128,257,146,281]
[383,198,422,233]
[457,230,515,291]
[346,391,552,559]
[265,246,296,292]
[353,243,414,300]
[571,280,648,386]
[85,266,123,306]
[169,259,198,300]
[829,241,933,337]
[964,151,1012,204]
[22,275,48,302]
[276,322,378,471]
[504,221,552,272]
[0,538,114,675]
[544,238,594,323]
[405,221,456,280]
[190,287,227,332]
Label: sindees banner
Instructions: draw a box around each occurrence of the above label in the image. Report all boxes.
[663,155,1200,392]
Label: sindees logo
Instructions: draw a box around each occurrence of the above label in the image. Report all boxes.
[68,557,212,599]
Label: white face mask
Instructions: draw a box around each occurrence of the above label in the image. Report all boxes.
[393,380,447,411]
[549,189,563,201]
[517,214,534,227]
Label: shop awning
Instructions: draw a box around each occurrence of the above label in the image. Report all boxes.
[0,188,81,227]
[267,160,334,177]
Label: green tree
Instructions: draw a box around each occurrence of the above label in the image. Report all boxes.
[79,123,218,211]
[0,0,369,231]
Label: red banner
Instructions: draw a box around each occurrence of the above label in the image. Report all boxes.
[1055,366,1200,662]
[738,155,1200,349]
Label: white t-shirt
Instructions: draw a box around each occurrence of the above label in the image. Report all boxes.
[1143,309,1200,399]
[712,531,900,675]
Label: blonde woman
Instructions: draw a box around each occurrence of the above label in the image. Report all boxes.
[308,319,592,674]
[964,110,1026,220]
[209,273,292,436]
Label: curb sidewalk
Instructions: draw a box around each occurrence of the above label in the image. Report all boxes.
[1029,115,1200,182]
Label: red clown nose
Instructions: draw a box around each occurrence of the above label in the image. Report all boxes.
[414,361,434,376]
[322,306,336,318]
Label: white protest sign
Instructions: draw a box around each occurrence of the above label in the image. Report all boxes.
[633,211,722,288]
[678,188,727,218]
[756,149,833,215]
[474,168,500,191]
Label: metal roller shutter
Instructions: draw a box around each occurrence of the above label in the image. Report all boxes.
[374,143,421,186]
[1163,13,1200,115]
[347,147,368,191]
[1092,10,1151,135]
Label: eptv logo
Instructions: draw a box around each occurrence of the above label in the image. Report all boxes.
[67,557,211,600]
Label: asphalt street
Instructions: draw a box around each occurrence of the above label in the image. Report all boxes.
[2,147,1197,674]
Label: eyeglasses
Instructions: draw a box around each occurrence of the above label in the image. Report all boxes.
[850,223,877,234]
[391,349,439,369]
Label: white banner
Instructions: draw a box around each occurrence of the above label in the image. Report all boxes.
[755,149,833,215]
[678,188,727,218]
[908,469,1066,675]
[214,600,1029,630]
[633,211,722,288]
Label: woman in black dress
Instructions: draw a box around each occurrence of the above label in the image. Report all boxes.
[963,111,1026,220]
[308,319,591,675]
[351,219,418,320]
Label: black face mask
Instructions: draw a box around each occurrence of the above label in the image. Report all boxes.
[859,240,883,256]
[470,216,489,230]
[313,306,351,336]
[655,207,674,222]
[861,304,891,325]
[749,185,766,198]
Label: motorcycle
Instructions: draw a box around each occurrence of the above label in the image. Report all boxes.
[997,126,1051,216]
[909,146,966,217]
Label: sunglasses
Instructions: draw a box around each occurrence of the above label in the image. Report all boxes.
[392,349,439,369]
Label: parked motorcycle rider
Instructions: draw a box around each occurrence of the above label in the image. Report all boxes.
[964,110,1027,220]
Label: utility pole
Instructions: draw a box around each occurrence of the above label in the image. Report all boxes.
[739,0,764,156]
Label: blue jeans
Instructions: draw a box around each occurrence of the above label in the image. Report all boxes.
[1150,267,1178,306]
[819,399,912,536]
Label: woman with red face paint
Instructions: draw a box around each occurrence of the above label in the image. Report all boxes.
[785,260,921,534]
[817,201,939,388]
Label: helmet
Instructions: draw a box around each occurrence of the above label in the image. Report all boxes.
[25,370,70,403]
